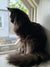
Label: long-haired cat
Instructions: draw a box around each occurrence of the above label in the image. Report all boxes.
[7,8,49,67]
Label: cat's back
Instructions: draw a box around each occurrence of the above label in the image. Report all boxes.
[30,22,47,41]
[31,22,43,30]
[30,22,45,34]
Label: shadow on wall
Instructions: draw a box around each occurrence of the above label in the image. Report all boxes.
[43,15,50,55]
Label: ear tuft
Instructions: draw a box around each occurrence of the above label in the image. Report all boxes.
[7,7,10,10]
[7,7,13,12]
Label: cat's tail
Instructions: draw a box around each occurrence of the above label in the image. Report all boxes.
[7,53,49,66]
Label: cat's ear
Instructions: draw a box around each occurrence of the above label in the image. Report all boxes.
[7,8,13,12]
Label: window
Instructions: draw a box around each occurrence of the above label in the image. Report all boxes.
[0,0,38,53]
[0,17,2,27]
[0,16,4,29]
[9,0,37,22]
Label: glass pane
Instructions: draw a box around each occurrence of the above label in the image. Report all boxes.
[0,0,8,10]
[9,0,28,13]
[0,22,2,27]
[0,17,1,22]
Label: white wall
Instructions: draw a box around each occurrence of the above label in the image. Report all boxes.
[37,0,50,54]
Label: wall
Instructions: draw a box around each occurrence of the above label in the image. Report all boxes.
[37,0,50,54]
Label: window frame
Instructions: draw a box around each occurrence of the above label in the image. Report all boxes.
[21,0,38,22]
[27,0,38,22]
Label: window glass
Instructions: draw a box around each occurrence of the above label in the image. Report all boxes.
[0,0,8,9]
[9,0,28,14]
[0,17,2,27]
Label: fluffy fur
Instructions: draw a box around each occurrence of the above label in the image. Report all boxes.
[7,8,49,67]
[7,53,49,67]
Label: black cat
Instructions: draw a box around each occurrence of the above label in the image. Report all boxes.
[7,8,49,67]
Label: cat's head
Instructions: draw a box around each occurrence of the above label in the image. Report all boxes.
[8,8,20,23]
[8,8,30,36]
[8,8,30,25]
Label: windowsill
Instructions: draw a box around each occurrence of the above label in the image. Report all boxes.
[0,43,19,54]
[0,38,20,54]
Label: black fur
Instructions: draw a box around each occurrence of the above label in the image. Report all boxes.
[7,8,49,67]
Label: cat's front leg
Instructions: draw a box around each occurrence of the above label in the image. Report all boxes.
[20,40,26,54]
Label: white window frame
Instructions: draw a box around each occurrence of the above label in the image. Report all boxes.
[21,0,38,22]
[27,0,38,22]
[0,15,4,29]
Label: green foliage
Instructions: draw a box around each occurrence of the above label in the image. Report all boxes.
[9,0,28,13]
